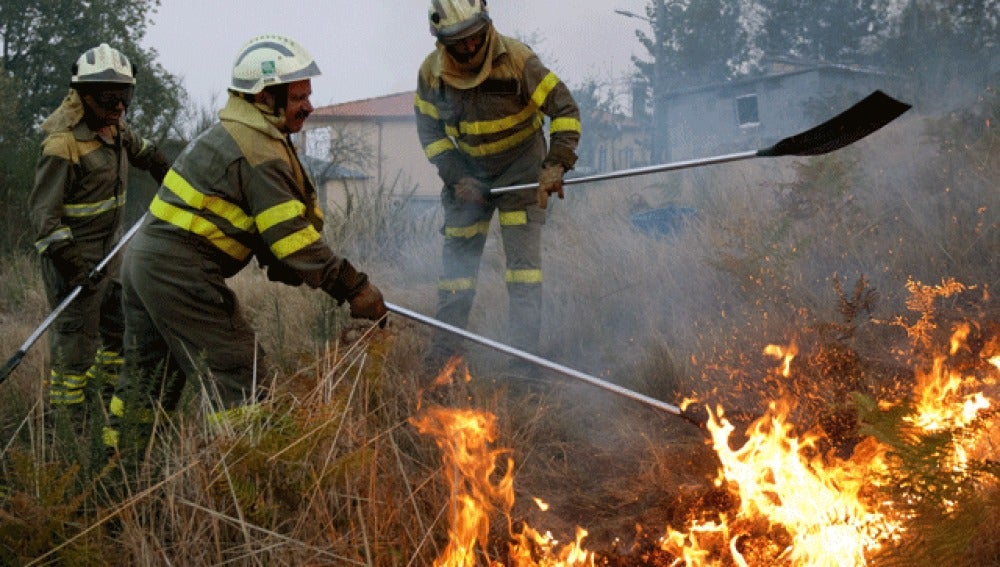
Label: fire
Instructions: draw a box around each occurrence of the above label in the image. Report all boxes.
[412,363,596,566]
[764,342,798,378]
[412,281,998,566]
[660,301,997,564]
[411,405,514,566]
[662,402,902,566]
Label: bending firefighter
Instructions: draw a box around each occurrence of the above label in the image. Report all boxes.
[28,43,170,416]
[415,0,581,371]
[103,35,388,453]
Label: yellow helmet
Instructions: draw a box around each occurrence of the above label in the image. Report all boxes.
[428,0,491,40]
[71,43,135,85]
[230,34,321,95]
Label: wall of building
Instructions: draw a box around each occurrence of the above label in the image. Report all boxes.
[662,69,898,162]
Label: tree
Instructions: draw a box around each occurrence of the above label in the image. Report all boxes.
[879,0,1000,110]
[0,0,184,253]
[635,0,748,91]
[756,0,882,65]
[0,0,183,138]
[570,79,627,173]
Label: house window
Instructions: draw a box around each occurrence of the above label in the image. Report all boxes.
[624,147,634,168]
[736,94,759,127]
[598,146,608,172]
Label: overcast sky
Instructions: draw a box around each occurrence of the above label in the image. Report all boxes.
[143,1,650,111]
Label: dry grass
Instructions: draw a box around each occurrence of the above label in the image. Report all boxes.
[1,99,999,565]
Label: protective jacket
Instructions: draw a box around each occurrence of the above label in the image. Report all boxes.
[30,91,169,257]
[105,94,369,450]
[413,29,580,359]
[140,94,366,298]
[28,89,169,407]
[415,29,580,184]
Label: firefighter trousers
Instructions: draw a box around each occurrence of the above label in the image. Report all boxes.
[41,255,123,408]
[104,239,267,452]
[428,188,545,364]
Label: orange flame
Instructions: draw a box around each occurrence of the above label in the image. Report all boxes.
[412,362,596,566]
[412,280,996,566]
[764,343,798,377]
[411,406,513,567]
[662,402,902,566]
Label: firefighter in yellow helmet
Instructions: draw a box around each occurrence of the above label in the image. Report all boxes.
[28,43,170,422]
[415,0,581,375]
[103,35,387,454]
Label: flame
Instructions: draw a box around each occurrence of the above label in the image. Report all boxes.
[411,281,997,566]
[764,342,798,377]
[412,361,596,566]
[662,402,902,566]
[411,405,514,567]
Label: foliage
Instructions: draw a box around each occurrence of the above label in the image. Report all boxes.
[0,0,183,139]
[570,79,629,173]
[0,0,184,255]
[635,0,748,90]
[633,0,998,109]
[880,0,1000,109]
[856,392,1000,565]
[756,0,882,65]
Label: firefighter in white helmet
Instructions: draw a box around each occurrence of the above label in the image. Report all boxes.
[104,35,387,455]
[28,43,170,424]
[415,0,581,379]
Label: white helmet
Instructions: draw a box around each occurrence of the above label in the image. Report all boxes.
[230,34,321,95]
[71,43,135,85]
[428,0,491,40]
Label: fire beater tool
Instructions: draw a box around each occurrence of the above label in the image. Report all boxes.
[0,214,149,385]
[386,302,708,427]
[490,90,911,196]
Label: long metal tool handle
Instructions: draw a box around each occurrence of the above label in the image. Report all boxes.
[0,213,149,385]
[386,302,687,419]
[491,90,911,196]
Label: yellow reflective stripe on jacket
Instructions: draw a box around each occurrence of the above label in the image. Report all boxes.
[438,277,477,292]
[95,348,124,367]
[506,269,543,284]
[271,226,322,259]
[498,210,527,226]
[63,195,125,218]
[444,221,490,239]
[163,170,254,231]
[414,94,440,120]
[550,116,582,134]
[424,137,457,159]
[150,196,251,260]
[455,114,544,158]
[530,72,561,108]
[450,104,539,137]
[256,200,307,233]
[49,369,87,390]
[34,226,73,253]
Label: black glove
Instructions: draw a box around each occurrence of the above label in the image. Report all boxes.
[47,241,91,289]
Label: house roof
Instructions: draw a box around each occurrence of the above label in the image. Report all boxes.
[665,62,893,98]
[312,91,415,119]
